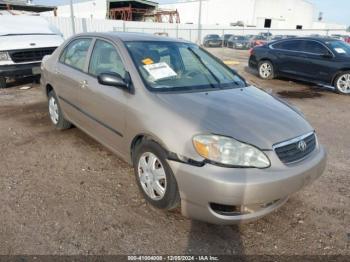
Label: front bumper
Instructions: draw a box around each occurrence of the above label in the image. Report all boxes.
[168,145,327,225]
[0,62,41,78]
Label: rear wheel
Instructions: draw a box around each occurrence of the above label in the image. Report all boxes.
[133,140,180,210]
[0,77,6,89]
[334,71,350,95]
[258,60,275,80]
[48,90,72,130]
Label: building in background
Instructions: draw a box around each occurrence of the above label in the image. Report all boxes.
[45,0,180,23]
[0,0,56,15]
[161,0,345,30]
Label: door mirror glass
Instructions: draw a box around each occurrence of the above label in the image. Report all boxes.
[97,72,128,90]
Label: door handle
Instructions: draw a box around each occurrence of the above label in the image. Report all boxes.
[80,80,88,89]
[54,69,61,75]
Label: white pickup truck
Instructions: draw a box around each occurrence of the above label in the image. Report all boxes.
[0,15,64,88]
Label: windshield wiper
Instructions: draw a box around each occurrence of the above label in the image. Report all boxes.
[187,47,221,88]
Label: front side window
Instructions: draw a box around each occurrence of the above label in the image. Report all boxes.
[301,41,328,54]
[125,41,245,92]
[60,38,92,71]
[327,40,350,56]
[89,39,126,77]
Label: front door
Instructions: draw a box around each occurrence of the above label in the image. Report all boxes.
[299,40,334,83]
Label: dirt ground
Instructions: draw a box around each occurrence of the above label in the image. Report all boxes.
[0,49,349,256]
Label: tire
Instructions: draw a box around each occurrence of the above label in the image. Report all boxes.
[334,71,350,95]
[0,77,6,89]
[133,140,180,210]
[258,60,275,80]
[48,90,72,130]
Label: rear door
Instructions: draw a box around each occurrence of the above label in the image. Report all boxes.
[77,38,128,156]
[54,38,93,124]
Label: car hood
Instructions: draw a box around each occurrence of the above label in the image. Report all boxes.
[155,86,313,149]
[0,15,61,36]
[0,34,63,51]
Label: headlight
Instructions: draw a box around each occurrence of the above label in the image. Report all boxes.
[0,52,10,61]
[193,135,270,168]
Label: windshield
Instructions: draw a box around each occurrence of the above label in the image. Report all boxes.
[327,40,350,56]
[125,41,246,92]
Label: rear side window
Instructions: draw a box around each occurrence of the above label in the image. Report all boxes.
[301,41,328,54]
[272,40,302,51]
[88,39,126,77]
[60,38,92,71]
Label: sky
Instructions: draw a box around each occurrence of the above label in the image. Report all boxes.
[34,0,349,26]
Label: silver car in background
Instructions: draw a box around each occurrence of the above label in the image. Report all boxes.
[40,32,326,224]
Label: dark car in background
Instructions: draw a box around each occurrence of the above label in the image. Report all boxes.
[227,35,250,49]
[203,34,222,47]
[249,37,350,95]
[222,34,234,47]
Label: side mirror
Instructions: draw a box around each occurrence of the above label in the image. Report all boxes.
[97,72,129,91]
[322,52,333,59]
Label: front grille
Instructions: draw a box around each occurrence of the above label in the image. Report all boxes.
[274,133,316,164]
[9,47,56,63]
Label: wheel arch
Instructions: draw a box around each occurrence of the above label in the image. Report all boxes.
[258,58,275,67]
[332,69,350,85]
[45,83,54,98]
[130,133,170,163]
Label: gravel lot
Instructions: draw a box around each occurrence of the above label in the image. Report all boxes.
[0,49,349,256]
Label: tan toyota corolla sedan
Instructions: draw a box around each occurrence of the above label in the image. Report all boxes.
[40,32,327,224]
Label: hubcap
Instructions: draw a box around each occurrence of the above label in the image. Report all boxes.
[259,63,272,79]
[138,152,167,200]
[337,74,350,94]
[49,96,59,125]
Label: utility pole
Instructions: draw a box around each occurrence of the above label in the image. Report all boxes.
[197,0,202,44]
[70,0,76,35]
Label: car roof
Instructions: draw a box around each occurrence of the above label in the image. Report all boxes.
[73,32,190,43]
[274,37,339,43]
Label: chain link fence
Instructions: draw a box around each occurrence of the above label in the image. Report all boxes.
[45,17,349,44]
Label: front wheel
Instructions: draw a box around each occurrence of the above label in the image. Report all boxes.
[334,72,350,95]
[133,140,180,210]
[258,61,275,80]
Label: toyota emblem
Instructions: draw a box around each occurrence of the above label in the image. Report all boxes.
[297,140,307,152]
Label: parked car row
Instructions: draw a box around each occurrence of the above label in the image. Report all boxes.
[203,33,350,49]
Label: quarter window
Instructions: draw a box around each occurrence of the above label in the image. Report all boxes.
[60,38,92,71]
[88,39,126,78]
